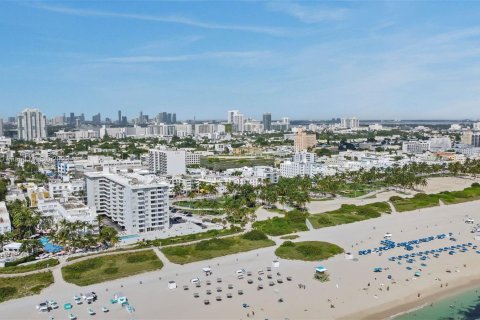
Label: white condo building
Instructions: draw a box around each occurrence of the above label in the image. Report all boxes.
[340,117,360,129]
[17,108,47,141]
[85,168,170,234]
[402,141,430,154]
[148,148,187,175]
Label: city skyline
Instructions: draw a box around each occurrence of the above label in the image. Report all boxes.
[2,2,480,120]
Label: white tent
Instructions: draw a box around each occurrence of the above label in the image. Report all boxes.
[168,281,177,289]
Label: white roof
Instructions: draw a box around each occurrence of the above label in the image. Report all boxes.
[4,242,22,250]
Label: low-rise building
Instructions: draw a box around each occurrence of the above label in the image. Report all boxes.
[0,202,12,235]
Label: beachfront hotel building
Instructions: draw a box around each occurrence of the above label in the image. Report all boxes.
[85,168,170,234]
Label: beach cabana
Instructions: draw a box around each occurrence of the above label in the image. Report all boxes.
[373,267,383,273]
[168,281,177,289]
[315,266,328,273]
[202,267,212,276]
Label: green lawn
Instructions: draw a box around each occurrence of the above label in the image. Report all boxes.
[62,250,163,286]
[437,184,480,204]
[390,184,480,212]
[161,231,275,264]
[174,198,225,209]
[390,194,440,212]
[309,202,391,229]
[139,227,242,247]
[275,241,344,261]
[252,210,309,236]
[0,258,59,274]
[0,272,54,303]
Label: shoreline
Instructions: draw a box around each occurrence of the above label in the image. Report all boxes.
[349,273,480,320]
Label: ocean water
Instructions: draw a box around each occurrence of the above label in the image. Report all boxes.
[396,287,480,320]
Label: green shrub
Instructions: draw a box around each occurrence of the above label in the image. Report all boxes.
[195,238,234,251]
[126,252,154,263]
[242,230,268,241]
[282,241,295,247]
[472,183,480,187]
[5,255,36,267]
[0,286,17,300]
[103,267,119,275]
[389,196,403,202]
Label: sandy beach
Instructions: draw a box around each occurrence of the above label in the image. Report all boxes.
[1,177,480,320]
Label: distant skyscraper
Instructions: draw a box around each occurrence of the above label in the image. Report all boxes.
[0,118,3,136]
[227,110,238,124]
[92,113,101,125]
[121,116,127,125]
[118,110,122,125]
[341,117,360,129]
[69,112,75,126]
[17,108,47,141]
[172,113,177,123]
[263,113,272,131]
[167,113,172,124]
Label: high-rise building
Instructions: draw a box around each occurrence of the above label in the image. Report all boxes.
[92,113,101,125]
[172,113,177,123]
[227,110,245,132]
[85,169,170,234]
[69,112,75,126]
[118,110,122,125]
[17,108,47,141]
[341,117,360,129]
[227,110,239,124]
[294,128,317,151]
[263,113,272,131]
[0,118,3,137]
[473,122,480,130]
[149,148,186,176]
[473,132,480,147]
[121,116,128,125]
[461,130,473,145]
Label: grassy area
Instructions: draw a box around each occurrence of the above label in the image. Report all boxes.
[390,184,480,212]
[309,202,391,229]
[0,272,54,303]
[139,227,242,247]
[437,184,480,204]
[0,258,59,274]
[62,250,163,286]
[275,241,344,261]
[174,198,225,209]
[161,231,275,264]
[66,247,139,262]
[280,235,299,240]
[390,193,440,212]
[252,210,309,236]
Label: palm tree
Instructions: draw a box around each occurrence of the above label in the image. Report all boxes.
[20,239,42,255]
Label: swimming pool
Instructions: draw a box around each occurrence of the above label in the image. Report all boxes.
[40,236,63,253]
[119,234,140,241]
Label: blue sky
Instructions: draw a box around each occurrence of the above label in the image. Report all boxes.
[1,1,480,121]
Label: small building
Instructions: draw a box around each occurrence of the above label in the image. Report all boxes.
[0,202,11,234]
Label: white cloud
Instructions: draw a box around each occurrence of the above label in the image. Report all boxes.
[97,51,272,64]
[30,3,290,36]
[267,2,347,23]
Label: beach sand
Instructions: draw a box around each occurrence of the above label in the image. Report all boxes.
[2,177,480,319]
